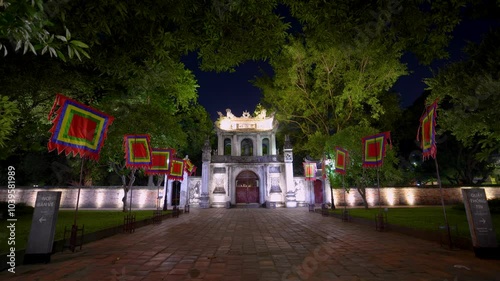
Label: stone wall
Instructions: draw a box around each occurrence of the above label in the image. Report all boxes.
[1,180,499,209]
[331,186,500,207]
[0,186,162,209]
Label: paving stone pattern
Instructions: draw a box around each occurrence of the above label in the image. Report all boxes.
[2,208,499,281]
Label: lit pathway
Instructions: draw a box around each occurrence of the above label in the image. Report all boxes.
[2,208,499,281]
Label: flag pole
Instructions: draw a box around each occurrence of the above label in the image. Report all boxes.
[163,175,169,211]
[330,176,335,210]
[419,100,450,247]
[310,180,313,208]
[70,157,85,251]
[129,168,137,214]
[343,175,346,213]
[73,157,85,226]
[156,175,160,210]
[434,156,452,249]
[342,174,349,222]
[376,138,381,210]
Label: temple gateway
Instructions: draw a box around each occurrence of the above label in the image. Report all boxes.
[191,108,327,208]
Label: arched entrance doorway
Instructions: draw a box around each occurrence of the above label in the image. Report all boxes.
[171,181,181,206]
[314,179,323,204]
[235,170,259,203]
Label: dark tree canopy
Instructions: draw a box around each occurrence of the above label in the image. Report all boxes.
[425,28,500,184]
[0,0,494,186]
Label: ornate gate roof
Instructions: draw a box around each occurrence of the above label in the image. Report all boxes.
[215,108,276,132]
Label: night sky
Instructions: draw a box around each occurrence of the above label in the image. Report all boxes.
[392,19,499,108]
[182,56,271,121]
[185,19,499,121]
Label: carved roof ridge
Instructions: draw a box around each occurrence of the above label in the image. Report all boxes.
[215,107,277,132]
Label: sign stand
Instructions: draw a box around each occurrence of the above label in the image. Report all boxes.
[24,191,62,264]
[461,188,499,259]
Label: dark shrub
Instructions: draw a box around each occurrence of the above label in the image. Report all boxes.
[452,203,465,212]
[0,202,34,218]
[488,198,500,214]
[16,202,34,216]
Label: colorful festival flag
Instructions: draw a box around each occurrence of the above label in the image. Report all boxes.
[123,134,153,168]
[335,146,348,174]
[145,148,176,175]
[168,158,185,181]
[303,162,317,181]
[362,131,391,168]
[417,100,438,160]
[184,158,197,176]
[48,93,114,161]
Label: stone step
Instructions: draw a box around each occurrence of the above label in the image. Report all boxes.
[233,203,261,208]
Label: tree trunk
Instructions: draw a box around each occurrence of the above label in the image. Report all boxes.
[125,169,137,212]
[155,175,164,187]
[122,188,128,212]
[357,187,369,209]
[154,176,164,209]
[121,174,128,212]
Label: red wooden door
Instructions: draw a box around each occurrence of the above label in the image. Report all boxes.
[314,180,323,204]
[236,185,259,203]
[247,186,259,203]
[236,186,248,203]
[171,181,181,206]
[235,171,259,204]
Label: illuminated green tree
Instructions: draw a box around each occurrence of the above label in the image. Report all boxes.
[257,0,464,158]
[325,126,402,208]
[0,96,19,149]
[426,28,500,183]
[0,0,89,60]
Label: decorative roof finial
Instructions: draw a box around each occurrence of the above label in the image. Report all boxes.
[284,135,292,149]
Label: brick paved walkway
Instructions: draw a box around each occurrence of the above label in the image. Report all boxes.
[2,208,499,281]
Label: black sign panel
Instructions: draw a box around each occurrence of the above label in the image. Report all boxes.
[213,167,226,174]
[25,191,62,258]
[461,188,497,248]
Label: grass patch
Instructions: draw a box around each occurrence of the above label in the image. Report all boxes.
[330,206,500,241]
[0,210,171,254]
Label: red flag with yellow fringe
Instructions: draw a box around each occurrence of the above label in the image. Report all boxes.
[48,93,114,160]
[417,100,438,160]
[145,148,176,175]
[184,158,197,176]
[335,146,348,174]
[362,131,391,168]
[123,134,153,168]
[168,158,185,181]
[303,162,316,181]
